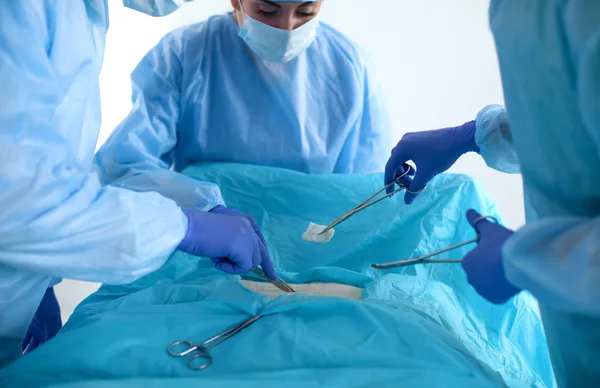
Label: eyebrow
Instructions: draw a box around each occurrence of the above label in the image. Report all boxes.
[258,0,282,8]
[258,0,316,8]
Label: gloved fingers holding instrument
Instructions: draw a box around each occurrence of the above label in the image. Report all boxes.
[208,205,277,280]
[210,206,270,250]
[462,209,521,304]
[178,207,277,280]
[384,120,479,204]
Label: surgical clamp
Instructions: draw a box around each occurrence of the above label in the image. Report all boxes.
[371,215,498,269]
[251,267,295,293]
[168,315,262,370]
[317,164,425,236]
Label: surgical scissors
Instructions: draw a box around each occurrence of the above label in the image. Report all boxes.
[371,215,498,269]
[168,315,262,370]
[317,164,425,236]
[251,267,295,293]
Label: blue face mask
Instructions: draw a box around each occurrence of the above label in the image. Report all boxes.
[237,11,320,63]
[122,0,192,17]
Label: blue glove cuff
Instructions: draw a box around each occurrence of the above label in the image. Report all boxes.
[457,120,480,154]
[179,209,197,252]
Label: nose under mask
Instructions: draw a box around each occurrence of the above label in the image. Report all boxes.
[237,9,320,63]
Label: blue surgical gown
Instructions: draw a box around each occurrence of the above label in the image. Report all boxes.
[474,1,600,386]
[92,13,391,211]
[0,1,188,367]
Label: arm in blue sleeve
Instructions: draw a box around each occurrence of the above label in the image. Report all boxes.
[475,104,521,174]
[93,32,224,211]
[504,216,600,313]
[0,2,187,285]
[333,46,390,174]
[353,50,392,173]
[503,2,600,314]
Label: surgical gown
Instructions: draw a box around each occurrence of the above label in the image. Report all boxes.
[93,13,391,211]
[0,1,188,367]
[475,1,600,386]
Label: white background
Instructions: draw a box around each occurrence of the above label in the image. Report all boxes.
[55,0,525,322]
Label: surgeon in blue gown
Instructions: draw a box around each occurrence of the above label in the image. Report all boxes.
[384,1,600,386]
[92,0,391,213]
[0,0,280,368]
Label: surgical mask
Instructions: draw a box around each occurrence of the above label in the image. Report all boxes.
[122,0,192,17]
[237,8,320,63]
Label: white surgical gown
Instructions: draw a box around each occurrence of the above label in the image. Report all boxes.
[0,1,189,367]
[476,1,600,385]
[92,14,391,211]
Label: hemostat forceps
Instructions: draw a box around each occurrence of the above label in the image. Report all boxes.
[317,164,425,236]
[371,215,498,269]
[168,315,262,370]
[251,267,295,293]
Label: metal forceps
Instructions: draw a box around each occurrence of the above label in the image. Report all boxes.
[251,267,295,293]
[168,315,262,370]
[317,164,425,236]
[371,215,498,269]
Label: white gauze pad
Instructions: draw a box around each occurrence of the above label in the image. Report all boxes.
[302,222,335,243]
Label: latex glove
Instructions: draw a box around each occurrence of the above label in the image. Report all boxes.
[22,287,62,355]
[209,205,268,246]
[385,121,479,204]
[462,209,521,304]
[178,207,277,280]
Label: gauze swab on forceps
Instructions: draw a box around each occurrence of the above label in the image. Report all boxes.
[310,165,425,243]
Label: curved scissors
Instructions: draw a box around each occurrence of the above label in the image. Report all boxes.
[318,164,426,236]
[168,315,262,370]
[372,215,498,269]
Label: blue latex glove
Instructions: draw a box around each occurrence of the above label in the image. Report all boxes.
[462,210,521,304]
[178,206,277,280]
[385,121,479,204]
[22,287,62,355]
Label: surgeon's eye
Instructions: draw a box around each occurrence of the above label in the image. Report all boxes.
[257,8,278,16]
[296,10,316,17]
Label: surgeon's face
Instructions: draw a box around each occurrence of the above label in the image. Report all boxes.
[232,0,322,30]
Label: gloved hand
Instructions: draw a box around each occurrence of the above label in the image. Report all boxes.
[22,287,62,355]
[385,120,479,204]
[178,206,277,280]
[462,209,521,304]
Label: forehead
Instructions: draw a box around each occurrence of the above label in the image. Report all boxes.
[249,0,317,7]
